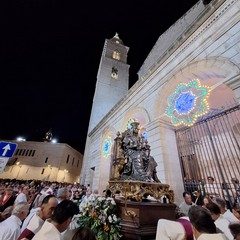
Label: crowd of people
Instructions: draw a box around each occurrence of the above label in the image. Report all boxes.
[0,179,97,240]
[156,189,240,240]
[184,176,240,209]
[1,177,240,240]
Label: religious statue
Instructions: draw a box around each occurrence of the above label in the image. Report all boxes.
[43,128,53,142]
[112,120,160,182]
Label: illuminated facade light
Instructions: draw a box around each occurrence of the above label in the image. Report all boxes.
[141,131,148,140]
[166,79,211,126]
[102,136,112,158]
[16,137,26,141]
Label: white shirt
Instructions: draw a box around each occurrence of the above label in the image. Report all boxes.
[205,183,219,197]
[214,215,232,240]
[179,201,194,216]
[223,209,239,222]
[21,207,40,233]
[23,212,44,234]
[32,220,63,240]
[15,192,27,204]
[0,215,22,240]
[155,217,191,240]
[198,233,228,240]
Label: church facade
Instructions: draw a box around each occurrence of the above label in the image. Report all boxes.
[81,0,240,204]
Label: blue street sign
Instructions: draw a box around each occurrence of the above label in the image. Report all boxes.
[0,142,18,158]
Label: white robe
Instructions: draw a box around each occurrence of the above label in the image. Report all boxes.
[21,207,40,233]
[223,209,239,222]
[214,215,232,240]
[155,217,191,240]
[0,215,22,240]
[32,220,63,240]
[198,233,228,240]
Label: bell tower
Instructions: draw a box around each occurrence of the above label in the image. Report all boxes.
[88,33,130,133]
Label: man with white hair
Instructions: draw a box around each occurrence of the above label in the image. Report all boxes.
[0,201,29,240]
[57,187,69,203]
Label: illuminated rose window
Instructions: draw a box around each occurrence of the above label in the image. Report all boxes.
[175,92,195,114]
[166,79,211,126]
[102,137,112,158]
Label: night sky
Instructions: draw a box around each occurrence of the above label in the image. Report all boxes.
[0,0,199,153]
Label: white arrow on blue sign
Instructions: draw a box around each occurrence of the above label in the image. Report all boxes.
[0,142,18,158]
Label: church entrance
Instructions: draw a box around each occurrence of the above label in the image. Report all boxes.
[175,104,240,208]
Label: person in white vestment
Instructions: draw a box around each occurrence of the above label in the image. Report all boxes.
[14,186,29,205]
[206,202,233,240]
[155,215,193,240]
[0,202,29,240]
[179,191,195,216]
[213,197,239,222]
[45,182,57,196]
[18,194,58,240]
[79,189,92,210]
[188,205,228,240]
[32,199,79,240]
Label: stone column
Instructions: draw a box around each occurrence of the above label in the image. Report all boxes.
[144,119,184,204]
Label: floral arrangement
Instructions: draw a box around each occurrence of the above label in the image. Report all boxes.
[77,195,122,240]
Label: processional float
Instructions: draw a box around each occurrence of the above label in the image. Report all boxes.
[108,120,176,240]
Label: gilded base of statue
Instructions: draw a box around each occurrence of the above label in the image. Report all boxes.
[115,199,177,240]
[108,180,174,203]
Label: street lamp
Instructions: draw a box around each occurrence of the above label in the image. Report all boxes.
[16,137,26,141]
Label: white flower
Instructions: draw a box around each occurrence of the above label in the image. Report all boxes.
[98,197,104,202]
[113,214,117,222]
[108,215,113,223]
